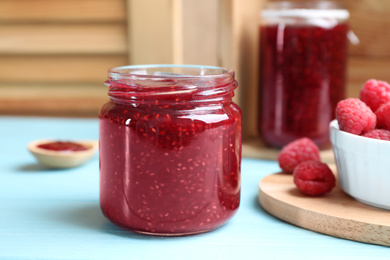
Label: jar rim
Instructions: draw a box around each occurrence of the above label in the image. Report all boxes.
[108,64,234,80]
[261,1,349,19]
[106,64,237,104]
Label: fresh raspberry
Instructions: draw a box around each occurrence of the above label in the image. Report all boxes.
[375,103,390,131]
[277,138,320,173]
[336,98,376,135]
[359,79,390,112]
[293,160,336,196]
[362,129,390,141]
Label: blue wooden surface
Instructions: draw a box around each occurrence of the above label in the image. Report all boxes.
[0,116,388,259]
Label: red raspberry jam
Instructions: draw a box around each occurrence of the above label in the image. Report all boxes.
[258,2,349,148]
[37,141,88,151]
[99,65,242,236]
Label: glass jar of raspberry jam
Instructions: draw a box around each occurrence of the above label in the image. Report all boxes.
[258,1,349,148]
[99,65,242,236]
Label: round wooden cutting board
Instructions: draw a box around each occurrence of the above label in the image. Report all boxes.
[258,172,390,246]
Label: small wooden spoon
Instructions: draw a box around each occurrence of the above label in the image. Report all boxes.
[28,139,98,169]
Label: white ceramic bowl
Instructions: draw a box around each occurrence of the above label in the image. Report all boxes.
[330,120,390,210]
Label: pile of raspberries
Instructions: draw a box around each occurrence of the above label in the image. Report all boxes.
[337,79,390,140]
[277,79,390,196]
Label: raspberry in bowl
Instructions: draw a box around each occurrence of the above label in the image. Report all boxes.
[330,119,390,210]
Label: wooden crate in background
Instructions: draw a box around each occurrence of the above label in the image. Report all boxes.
[0,0,389,158]
[127,0,390,160]
[0,0,129,116]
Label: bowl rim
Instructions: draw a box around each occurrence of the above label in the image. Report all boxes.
[330,119,390,146]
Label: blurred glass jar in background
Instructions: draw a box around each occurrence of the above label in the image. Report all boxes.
[258,1,349,148]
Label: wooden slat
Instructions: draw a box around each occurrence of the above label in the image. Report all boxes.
[0,84,108,116]
[0,24,128,55]
[127,0,174,64]
[346,0,390,57]
[178,0,219,65]
[0,0,126,23]
[219,0,264,138]
[127,0,220,65]
[0,55,128,83]
[347,57,390,98]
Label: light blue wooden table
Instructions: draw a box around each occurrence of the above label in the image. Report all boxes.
[0,116,388,259]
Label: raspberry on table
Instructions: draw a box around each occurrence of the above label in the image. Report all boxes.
[362,129,390,141]
[375,103,390,131]
[336,98,376,135]
[277,138,321,174]
[359,79,390,112]
[293,160,336,196]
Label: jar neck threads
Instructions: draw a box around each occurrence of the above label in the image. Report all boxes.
[105,65,237,106]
